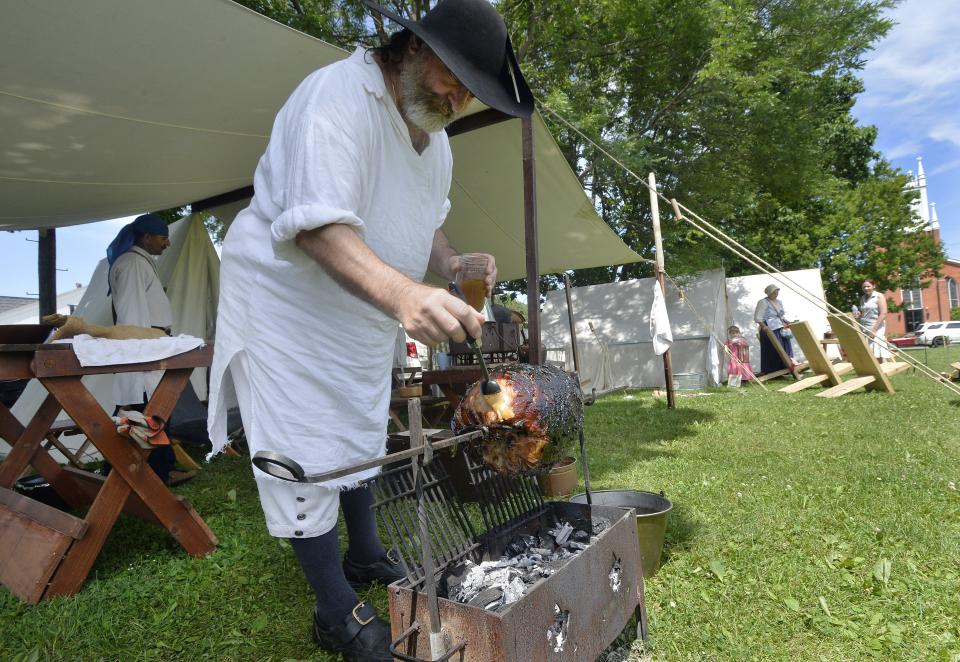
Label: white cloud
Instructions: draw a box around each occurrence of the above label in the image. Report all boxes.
[929,157,960,177]
[884,140,922,160]
[861,0,960,105]
[929,121,960,150]
[856,0,960,156]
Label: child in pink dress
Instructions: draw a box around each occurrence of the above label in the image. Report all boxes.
[725,325,755,385]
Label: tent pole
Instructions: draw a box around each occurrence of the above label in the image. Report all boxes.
[563,273,592,504]
[648,173,675,409]
[37,228,57,322]
[522,117,541,365]
[563,273,581,374]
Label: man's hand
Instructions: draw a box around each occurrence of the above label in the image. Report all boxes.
[295,224,486,346]
[394,283,485,346]
[449,252,498,297]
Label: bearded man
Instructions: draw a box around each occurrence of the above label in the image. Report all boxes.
[206,0,532,658]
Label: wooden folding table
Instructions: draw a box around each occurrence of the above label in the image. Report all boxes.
[0,342,218,603]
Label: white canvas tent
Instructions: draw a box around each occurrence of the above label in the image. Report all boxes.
[725,268,834,366]
[540,270,729,390]
[2,214,219,460]
[0,0,640,280]
[540,267,833,391]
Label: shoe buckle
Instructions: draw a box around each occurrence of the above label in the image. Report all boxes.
[386,549,401,565]
[352,602,374,626]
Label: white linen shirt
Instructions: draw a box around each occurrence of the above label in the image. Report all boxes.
[109,246,173,405]
[207,47,453,490]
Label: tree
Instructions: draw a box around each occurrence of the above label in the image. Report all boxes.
[499,0,942,303]
[228,0,944,307]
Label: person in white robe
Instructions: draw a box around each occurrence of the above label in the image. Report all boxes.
[106,213,194,486]
[206,0,533,658]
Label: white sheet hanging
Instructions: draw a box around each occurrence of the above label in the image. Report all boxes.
[707,336,721,386]
[650,281,674,356]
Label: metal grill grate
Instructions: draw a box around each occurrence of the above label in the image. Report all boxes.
[463,454,544,538]
[370,451,549,589]
[371,459,479,589]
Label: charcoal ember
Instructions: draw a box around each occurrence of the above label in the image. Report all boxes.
[567,541,588,551]
[537,532,557,551]
[452,363,583,475]
[502,576,527,605]
[549,522,574,546]
[443,572,463,599]
[504,534,535,558]
[591,516,611,535]
[467,586,503,609]
[573,529,590,542]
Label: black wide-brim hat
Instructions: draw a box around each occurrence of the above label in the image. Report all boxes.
[363,0,534,119]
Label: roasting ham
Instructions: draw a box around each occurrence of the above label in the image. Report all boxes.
[453,364,583,475]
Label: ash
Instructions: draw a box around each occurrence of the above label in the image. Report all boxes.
[445,517,611,612]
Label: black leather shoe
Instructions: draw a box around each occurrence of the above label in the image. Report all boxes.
[313,602,394,661]
[343,549,405,588]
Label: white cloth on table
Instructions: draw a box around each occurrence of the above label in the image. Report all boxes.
[70,334,204,367]
[206,47,453,534]
[109,246,175,406]
[650,280,673,356]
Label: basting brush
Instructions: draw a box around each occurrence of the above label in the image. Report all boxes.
[447,282,514,420]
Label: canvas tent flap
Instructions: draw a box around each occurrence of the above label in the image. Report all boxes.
[6,214,219,460]
[1,0,640,280]
[541,269,729,389]
[441,114,641,281]
[725,268,833,367]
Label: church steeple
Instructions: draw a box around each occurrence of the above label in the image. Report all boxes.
[917,157,930,224]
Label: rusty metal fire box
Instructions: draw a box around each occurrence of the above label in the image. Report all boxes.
[371,451,647,661]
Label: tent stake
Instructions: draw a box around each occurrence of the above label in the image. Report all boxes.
[648,173,675,409]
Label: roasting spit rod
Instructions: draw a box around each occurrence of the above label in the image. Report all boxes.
[252,429,482,484]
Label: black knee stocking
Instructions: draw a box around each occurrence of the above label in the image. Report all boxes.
[339,483,387,565]
[289,528,358,628]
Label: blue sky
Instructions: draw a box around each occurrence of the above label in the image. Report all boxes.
[1,0,957,299]
[852,0,960,258]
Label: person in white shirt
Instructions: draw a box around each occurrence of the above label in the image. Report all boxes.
[206,0,533,658]
[754,283,796,374]
[854,279,890,362]
[107,213,194,486]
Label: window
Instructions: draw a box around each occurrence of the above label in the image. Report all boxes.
[901,285,922,310]
[949,277,960,310]
[947,322,960,329]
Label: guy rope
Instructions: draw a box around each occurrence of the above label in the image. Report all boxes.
[538,101,960,397]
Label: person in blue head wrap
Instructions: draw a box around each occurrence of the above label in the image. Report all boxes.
[106,213,194,486]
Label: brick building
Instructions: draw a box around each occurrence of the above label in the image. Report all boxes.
[883,157,958,337]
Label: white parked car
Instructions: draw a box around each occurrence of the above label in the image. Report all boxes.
[915,321,960,346]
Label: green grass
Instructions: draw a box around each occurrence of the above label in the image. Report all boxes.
[2,347,960,661]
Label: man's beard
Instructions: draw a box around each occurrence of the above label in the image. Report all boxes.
[399,53,462,133]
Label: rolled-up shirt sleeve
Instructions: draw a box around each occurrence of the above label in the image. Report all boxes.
[436,198,451,229]
[270,107,369,244]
